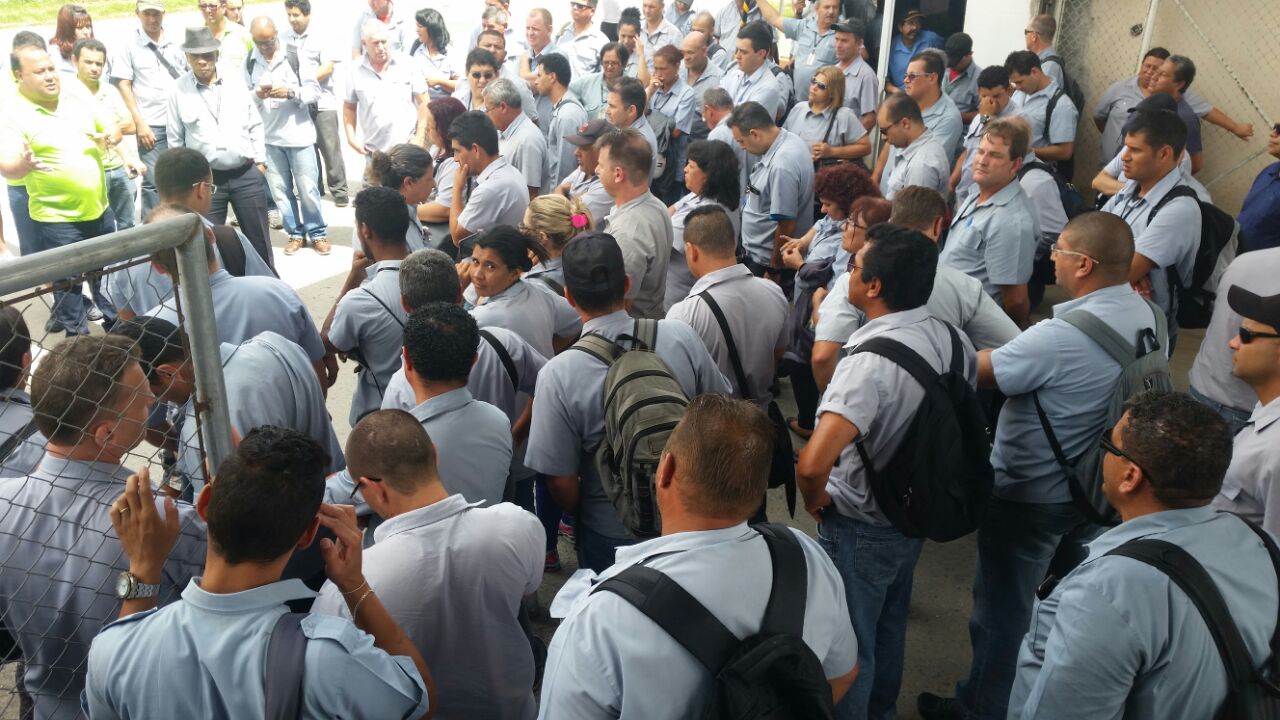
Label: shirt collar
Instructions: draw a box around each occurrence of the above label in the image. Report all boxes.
[1051,283,1136,318]
[743,63,771,86]
[411,386,475,423]
[900,128,937,161]
[501,112,531,140]
[482,278,529,304]
[527,256,563,276]
[35,455,133,488]
[476,156,510,184]
[1248,395,1280,433]
[181,577,317,613]
[688,263,753,295]
[582,309,634,335]
[610,523,757,572]
[760,129,795,164]
[1118,166,1184,206]
[1084,506,1218,560]
[969,179,1023,210]
[613,190,657,213]
[629,116,650,133]
[373,494,484,543]
[845,306,931,349]
[1025,79,1059,102]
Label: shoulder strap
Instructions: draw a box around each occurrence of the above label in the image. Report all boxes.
[851,336,942,391]
[1018,159,1051,180]
[698,291,753,400]
[538,276,564,296]
[1233,514,1280,673]
[1044,88,1066,145]
[1105,538,1257,687]
[285,45,301,80]
[264,612,308,720]
[0,421,39,465]
[210,224,248,278]
[943,322,965,376]
[633,318,659,352]
[1041,53,1063,67]
[570,333,623,366]
[480,329,519,392]
[1146,184,1199,225]
[754,523,808,636]
[245,54,256,77]
[362,287,406,329]
[409,39,424,58]
[1057,309,1136,367]
[594,565,742,673]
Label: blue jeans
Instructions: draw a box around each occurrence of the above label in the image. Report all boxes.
[36,213,115,335]
[575,522,637,574]
[817,511,924,720]
[7,184,39,256]
[1189,384,1252,436]
[535,475,562,553]
[956,498,1099,719]
[265,144,326,240]
[137,125,167,219]
[105,166,137,231]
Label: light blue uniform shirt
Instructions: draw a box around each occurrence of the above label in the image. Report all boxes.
[147,268,326,361]
[649,78,696,179]
[943,61,982,113]
[939,180,1040,302]
[1009,507,1280,720]
[954,103,1020,202]
[84,578,430,720]
[1035,46,1065,89]
[921,91,965,159]
[499,112,548,191]
[783,103,867,151]
[327,261,408,425]
[470,279,582,360]
[567,72,611,120]
[458,157,531,238]
[990,284,1158,503]
[1092,76,1146,166]
[0,389,45,477]
[545,94,589,191]
[641,20,684,71]
[552,25,608,79]
[880,129,952,199]
[1213,397,1280,535]
[680,64,723,138]
[0,456,206,719]
[887,30,943,89]
[782,17,838,97]
[839,56,880,118]
[721,64,785,119]
[526,257,567,294]
[804,215,848,270]
[741,129,815,265]
[244,46,320,148]
[525,310,731,539]
[1013,79,1079,149]
[666,194,739,308]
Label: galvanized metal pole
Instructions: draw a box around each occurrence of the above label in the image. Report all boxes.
[871,0,898,160]
[171,218,236,479]
[1137,0,1161,71]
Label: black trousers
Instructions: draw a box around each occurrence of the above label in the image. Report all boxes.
[209,161,274,271]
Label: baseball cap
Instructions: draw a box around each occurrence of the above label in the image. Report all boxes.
[944,33,973,66]
[834,18,866,37]
[136,0,165,11]
[566,118,612,147]
[563,232,626,297]
[1228,286,1280,331]
[901,9,926,23]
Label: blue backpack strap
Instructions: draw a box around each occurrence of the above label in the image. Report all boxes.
[264,612,308,720]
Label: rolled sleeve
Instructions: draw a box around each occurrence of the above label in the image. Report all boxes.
[303,616,431,719]
[326,291,368,353]
[817,353,883,432]
[766,166,802,221]
[815,279,866,343]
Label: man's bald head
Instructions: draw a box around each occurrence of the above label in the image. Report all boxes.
[345,409,440,494]
[249,16,275,37]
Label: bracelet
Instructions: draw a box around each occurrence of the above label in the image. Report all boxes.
[341,579,369,597]
[351,588,374,618]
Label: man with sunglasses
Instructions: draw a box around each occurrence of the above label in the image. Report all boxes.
[921,211,1163,720]
[1007,391,1276,720]
[554,0,609,79]
[1237,122,1280,251]
[198,0,252,70]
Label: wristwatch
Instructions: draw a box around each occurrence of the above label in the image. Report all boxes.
[116,571,160,600]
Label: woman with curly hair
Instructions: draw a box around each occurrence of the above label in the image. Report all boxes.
[665,139,742,307]
[521,194,594,294]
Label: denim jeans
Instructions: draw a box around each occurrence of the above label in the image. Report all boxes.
[1189,384,1253,436]
[265,145,326,241]
[535,475,562,553]
[313,109,349,202]
[956,498,1099,719]
[36,213,115,335]
[575,522,637,574]
[817,511,924,720]
[7,184,40,256]
[137,124,168,219]
[104,166,137,231]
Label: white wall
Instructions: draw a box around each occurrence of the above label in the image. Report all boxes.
[962,0,1036,69]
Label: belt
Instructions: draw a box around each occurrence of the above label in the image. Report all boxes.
[210,160,256,182]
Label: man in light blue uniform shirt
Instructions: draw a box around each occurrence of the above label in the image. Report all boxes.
[729,101,814,276]
[942,33,981,122]
[323,187,410,425]
[756,0,839,97]
[952,67,1018,204]
[84,426,431,720]
[875,52,963,184]
[920,212,1163,720]
[719,22,784,120]
[537,53,590,191]
[1005,50,1077,167]
[0,309,46,477]
[1007,392,1277,720]
[449,111,531,247]
[526,232,730,572]
[1101,109,1201,349]
[877,93,952,200]
[1023,14,1064,89]
[939,118,1040,329]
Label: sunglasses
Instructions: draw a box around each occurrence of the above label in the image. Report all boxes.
[810,79,828,90]
[1239,326,1280,344]
[1099,426,1158,482]
[471,71,495,79]
[571,2,592,8]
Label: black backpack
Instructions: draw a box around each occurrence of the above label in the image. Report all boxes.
[850,322,992,541]
[1104,514,1280,719]
[1018,160,1087,220]
[1040,54,1085,116]
[1042,86,1079,181]
[1147,185,1242,329]
[593,523,836,720]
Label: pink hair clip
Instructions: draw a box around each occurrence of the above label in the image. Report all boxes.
[570,213,589,229]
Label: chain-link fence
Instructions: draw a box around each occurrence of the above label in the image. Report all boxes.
[0,215,231,719]
[1047,0,1278,211]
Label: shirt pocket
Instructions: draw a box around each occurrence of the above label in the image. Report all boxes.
[178,102,206,128]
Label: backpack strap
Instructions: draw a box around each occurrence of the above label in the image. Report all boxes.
[850,334,943,391]
[1057,309,1137,367]
[631,318,659,352]
[264,612,308,720]
[0,421,38,466]
[754,523,808,637]
[1018,159,1052,180]
[570,333,623,366]
[1146,184,1199,225]
[285,45,302,80]
[210,224,248,278]
[1234,514,1280,679]
[538,276,564,296]
[480,329,519,393]
[698,290,753,401]
[1043,87,1065,146]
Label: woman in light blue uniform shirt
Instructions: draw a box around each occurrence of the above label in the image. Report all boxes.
[418,97,468,256]
[568,42,631,120]
[521,193,596,295]
[410,8,460,101]
[365,144,434,254]
[665,139,741,309]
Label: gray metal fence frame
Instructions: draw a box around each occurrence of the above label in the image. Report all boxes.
[0,214,235,476]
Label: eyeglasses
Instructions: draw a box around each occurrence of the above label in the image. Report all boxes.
[571,2,592,9]
[1239,326,1280,344]
[349,475,382,502]
[1049,242,1101,264]
[1099,426,1158,483]
[198,3,221,10]
[904,71,934,82]
[191,180,218,194]
[471,71,495,79]
[1023,29,1037,35]
[844,221,867,232]
[810,79,828,90]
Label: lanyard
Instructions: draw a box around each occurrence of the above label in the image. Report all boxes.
[1118,193,1147,223]
[196,81,222,123]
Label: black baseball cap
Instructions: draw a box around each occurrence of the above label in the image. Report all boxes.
[834,18,866,38]
[944,33,973,66]
[566,118,612,147]
[1229,286,1280,331]
[563,232,627,297]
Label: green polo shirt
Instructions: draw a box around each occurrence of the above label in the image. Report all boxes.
[1,90,108,222]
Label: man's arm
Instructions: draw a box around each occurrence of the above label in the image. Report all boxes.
[413,94,430,147]
[109,469,179,618]
[998,283,1031,329]
[950,150,966,191]
[1033,141,1073,162]
[796,410,859,522]
[1202,107,1252,140]
[830,664,859,705]
[1092,168,1124,196]
[870,142,889,185]
[449,164,473,243]
[812,340,843,392]
[976,348,997,389]
[343,101,366,154]
[755,0,786,31]
[117,79,157,151]
[546,474,580,512]
[772,218,797,269]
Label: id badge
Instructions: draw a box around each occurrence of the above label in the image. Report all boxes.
[806,51,816,65]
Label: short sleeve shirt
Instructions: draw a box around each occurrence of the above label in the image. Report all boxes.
[741,129,815,265]
[499,112,548,191]
[781,17,837,95]
[939,180,1041,300]
[1188,248,1280,409]
[343,54,425,153]
[1092,76,1145,165]
[783,103,867,148]
[1214,398,1280,535]
[1,90,108,222]
[943,62,982,113]
[1013,80,1079,148]
[546,95,590,190]
[552,26,608,79]
[602,192,674,320]
[721,64,785,119]
[111,28,189,126]
[327,262,408,425]
[880,130,951,200]
[470,279,582,359]
[458,157,532,237]
[839,56,880,118]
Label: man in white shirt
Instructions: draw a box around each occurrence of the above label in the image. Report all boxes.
[313,409,542,720]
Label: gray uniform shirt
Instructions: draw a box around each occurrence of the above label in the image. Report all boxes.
[0,389,46,478]
[470,279,582,360]
[839,56,879,118]
[327,261,408,425]
[939,180,1041,301]
[459,157,531,237]
[552,25,609,79]
[1013,80,1079,149]
[783,103,867,149]
[721,64,785,119]
[1213,397,1280,534]
[880,129,952,200]
[111,28,190,127]
[343,54,425,153]
[499,112,548,192]
[244,46,320,148]
[167,73,265,169]
[564,168,614,223]
[603,192,674,320]
[781,17,838,97]
[1092,76,1144,166]
[741,129,815,265]
[943,61,982,113]
[545,95,589,191]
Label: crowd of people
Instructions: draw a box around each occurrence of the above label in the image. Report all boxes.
[1,0,1280,718]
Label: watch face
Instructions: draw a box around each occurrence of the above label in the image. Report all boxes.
[116,571,133,598]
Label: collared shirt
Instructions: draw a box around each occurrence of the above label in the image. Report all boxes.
[666,5,695,34]
[540,524,857,718]
[328,261,408,425]
[666,264,788,404]
[649,78,696,159]
[880,129,951,200]
[545,94,589,191]
[1013,79,1079,149]
[553,25,608,79]
[721,63,785,119]
[783,102,867,148]
[819,307,977,524]
[742,129,815,265]
[411,44,459,101]
[782,17,837,95]
[244,46,320,147]
[313,496,541,719]
[1101,169,1201,329]
[468,24,528,59]
[1214,397,1280,534]
[566,71,610,119]
[85,578,429,720]
[666,193,740,307]
[175,334,345,492]
[1018,154,1070,242]
[708,115,755,197]
[283,26,341,111]
[1008,507,1279,720]
[680,64,722,139]
[990,284,1157,503]
[147,269,326,361]
[1101,144,1210,203]
[1238,161,1280,251]
[920,91,965,158]
[603,191,674,319]
[499,63,542,123]
[943,61,982,113]
[344,53,424,153]
[940,180,1041,301]
[526,310,730,538]
[839,56,879,118]
[641,20,684,70]
[564,167,613,222]
[471,279,582,359]
[1092,76,1145,165]
[166,73,265,169]
[628,115,661,178]
[499,112,548,191]
[805,215,848,269]
[0,389,46,478]
[887,29,943,88]
[954,101,1019,201]
[350,8,415,56]
[0,456,206,719]
[212,20,254,71]
[1189,248,1280,410]
[526,257,567,292]
[0,90,108,223]
[815,267,1020,352]
[459,157,531,237]
[82,80,130,170]
[111,28,190,126]
[1035,46,1065,88]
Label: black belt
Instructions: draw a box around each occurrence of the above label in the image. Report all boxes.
[210,160,255,182]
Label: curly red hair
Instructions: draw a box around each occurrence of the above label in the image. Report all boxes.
[814,163,881,216]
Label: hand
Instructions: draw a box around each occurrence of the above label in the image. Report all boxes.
[1131,275,1153,299]
[268,86,290,100]
[870,170,882,186]
[792,0,807,14]
[453,162,470,198]
[977,95,999,117]
[350,248,375,273]
[347,136,368,155]
[87,132,113,152]
[17,143,50,175]
[317,503,365,594]
[811,142,829,161]
[1233,122,1254,140]
[127,161,147,179]
[804,485,833,524]
[110,468,179,584]
[456,259,474,287]
[781,243,804,270]
[256,163,268,175]
[322,351,339,388]
[256,85,270,99]
[136,123,157,151]
[811,288,827,326]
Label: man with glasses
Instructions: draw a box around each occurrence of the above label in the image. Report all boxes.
[875,92,951,200]
[555,0,609,79]
[874,52,962,191]
[919,211,1163,720]
[1022,14,1063,89]
[198,0,253,70]
[476,29,541,123]
[1237,122,1280,251]
[952,66,1019,204]
[1007,391,1275,720]
[344,20,429,154]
